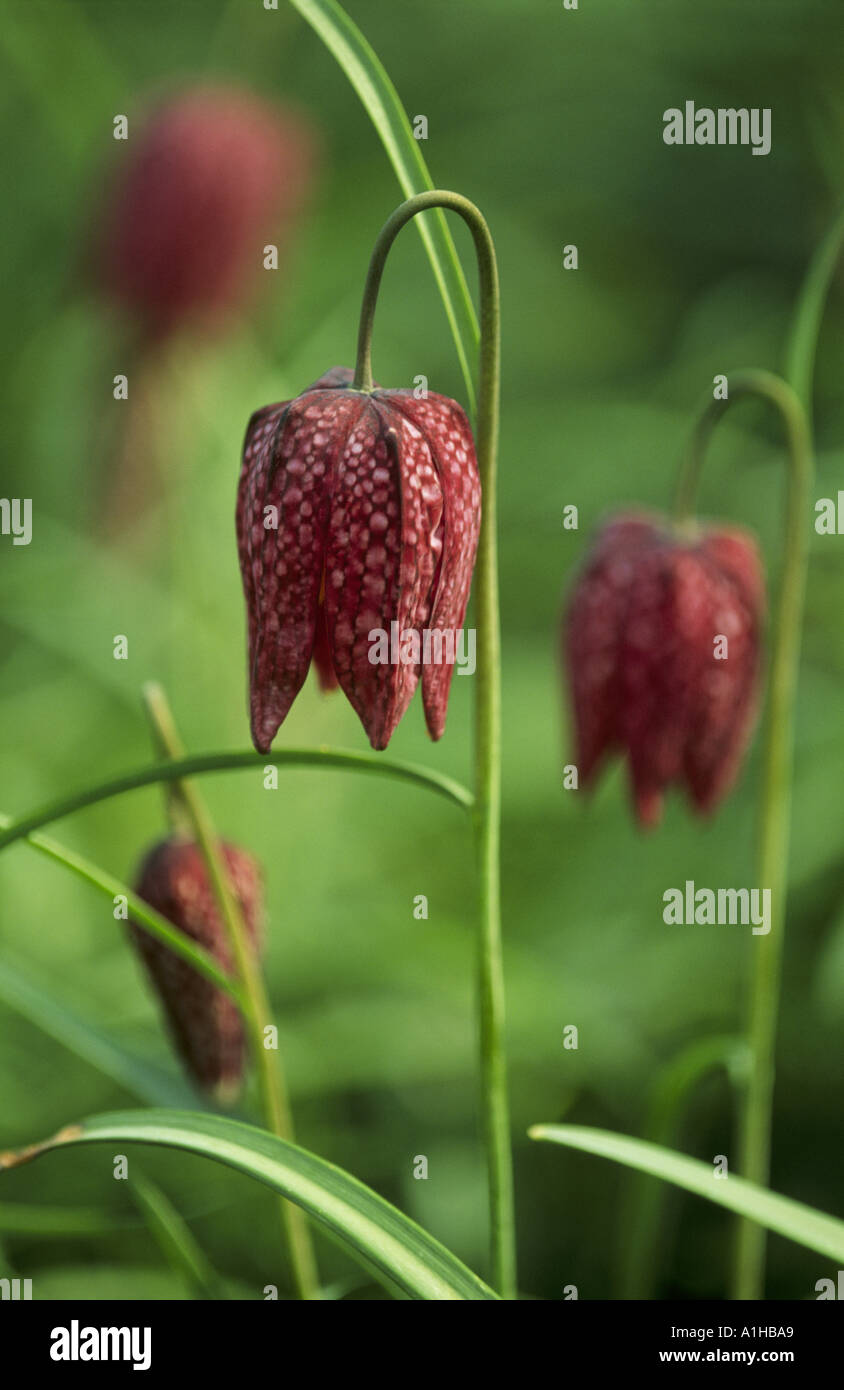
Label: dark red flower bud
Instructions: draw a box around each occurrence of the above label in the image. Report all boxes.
[564,511,764,828]
[100,86,313,336]
[129,837,262,1097]
[236,368,481,750]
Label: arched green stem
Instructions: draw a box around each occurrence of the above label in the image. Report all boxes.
[785,200,844,414]
[353,191,515,1298]
[140,684,320,1302]
[675,369,813,1300]
[0,748,472,854]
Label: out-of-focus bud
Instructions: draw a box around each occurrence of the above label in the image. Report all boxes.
[129,836,262,1097]
[99,86,314,336]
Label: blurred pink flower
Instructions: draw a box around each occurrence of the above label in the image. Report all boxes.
[100,86,314,336]
[564,511,765,828]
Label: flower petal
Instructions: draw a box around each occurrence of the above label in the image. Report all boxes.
[387,393,481,740]
[238,387,364,750]
[324,399,443,748]
[683,534,763,812]
[565,517,663,787]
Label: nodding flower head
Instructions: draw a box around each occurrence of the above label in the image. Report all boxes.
[100,86,313,337]
[129,836,262,1098]
[236,367,481,751]
[564,511,765,828]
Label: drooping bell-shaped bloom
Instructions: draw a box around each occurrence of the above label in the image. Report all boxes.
[564,511,765,827]
[129,837,262,1097]
[236,367,481,751]
[100,86,313,337]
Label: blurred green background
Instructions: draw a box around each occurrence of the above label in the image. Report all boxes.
[1,0,844,1300]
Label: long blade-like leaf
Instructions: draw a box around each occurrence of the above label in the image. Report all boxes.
[289,0,479,412]
[131,1172,224,1300]
[1,1110,498,1301]
[0,1202,130,1236]
[530,1124,844,1264]
[0,957,194,1107]
[0,813,239,997]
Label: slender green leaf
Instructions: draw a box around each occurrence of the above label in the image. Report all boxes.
[0,956,194,1108]
[28,1263,190,1301]
[131,1172,224,1300]
[0,1202,128,1237]
[0,748,472,856]
[530,1124,844,1264]
[1,1110,498,1301]
[0,815,239,998]
[288,0,479,412]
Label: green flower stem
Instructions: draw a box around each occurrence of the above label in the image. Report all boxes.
[0,812,239,999]
[675,369,813,1300]
[140,684,319,1302]
[0,748,472,855]
[144,690,191,838]
[353,192,516,1298]
[785,200,844,413]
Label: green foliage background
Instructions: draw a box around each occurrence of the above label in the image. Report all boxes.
[1,0,843,1299]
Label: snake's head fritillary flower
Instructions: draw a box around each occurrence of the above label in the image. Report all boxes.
[100,86,313,337]
[129,837,262,1098]
[236,367,481,751]
[564,511,765,828]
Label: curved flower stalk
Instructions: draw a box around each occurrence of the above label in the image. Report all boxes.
[675,371,813,1299]
[0,748,472,856]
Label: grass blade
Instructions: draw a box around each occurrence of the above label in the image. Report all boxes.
[1,1109,498,1301]
[289,0,479,412]
[0,956,194,1108]
[131,1171,224,1300]
[0,1202,130,1236]
[530,1123,844,1265]
[0,813,240,998]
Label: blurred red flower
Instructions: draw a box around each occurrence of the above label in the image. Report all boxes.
[99,86,314,336]
[564,511,765,828]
